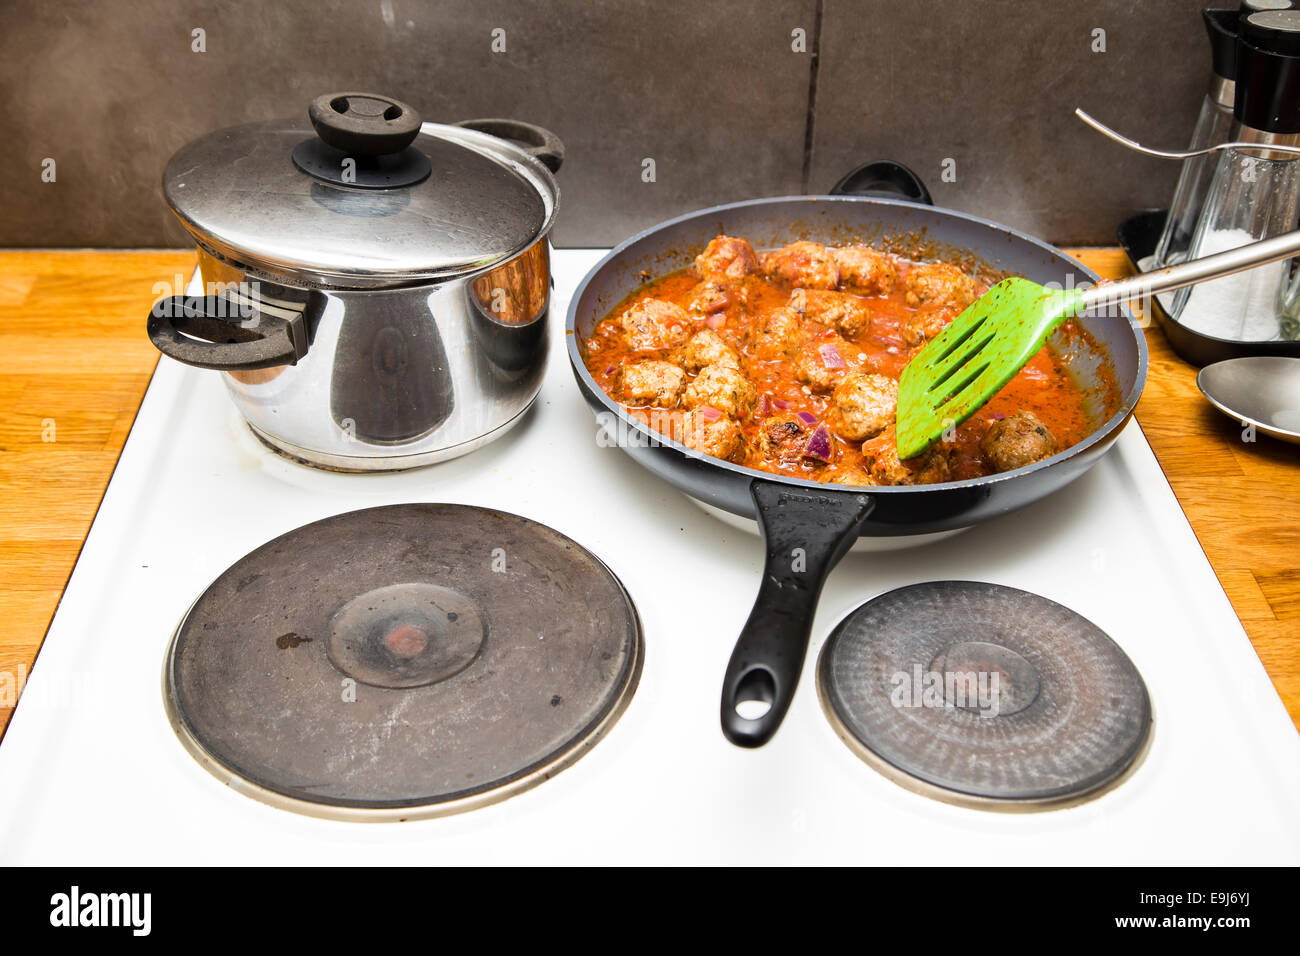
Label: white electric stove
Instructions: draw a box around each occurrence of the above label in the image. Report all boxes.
[2,250,1298,865]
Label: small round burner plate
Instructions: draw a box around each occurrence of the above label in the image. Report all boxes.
[816,581,1152,810]
[164,504,642,821]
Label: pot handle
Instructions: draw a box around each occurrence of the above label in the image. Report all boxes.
[720,480,875,748]
[830,159,933,205]
[146,295,308,371]
[452,118,565,174]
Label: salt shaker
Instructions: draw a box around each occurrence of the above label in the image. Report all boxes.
[1173,8,1300,342]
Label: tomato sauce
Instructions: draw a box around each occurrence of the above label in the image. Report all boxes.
[580,240,1111,485]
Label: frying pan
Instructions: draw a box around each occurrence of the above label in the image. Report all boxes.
[564,165,1148,748]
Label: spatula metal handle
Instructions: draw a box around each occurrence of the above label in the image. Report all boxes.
[1078,228,1300,314]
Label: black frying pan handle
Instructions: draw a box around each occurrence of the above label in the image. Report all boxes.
[720,480,875,748]
[147,295,306,371]
[452,118,565,173]
[830,159,933,205]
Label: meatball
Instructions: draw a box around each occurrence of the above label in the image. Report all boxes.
[828,464,875,487]
[756,413,817,465]
[682,364,757,419]
[900,307,955,348]
[686,279,738,315]
[615,360,686,408]
[695,235,759,282]
[980,411,1059,472]
[830,373,898,441]
[747,306,807,360]
[761,241,839,290]
[792,289,873,338]
[619,298,692,351]
[861,430,951,485]
[905,262,979,311]
[680,407,746,462]
[833,246,897,296]
[793,337,856,393]
[679,329,741,373]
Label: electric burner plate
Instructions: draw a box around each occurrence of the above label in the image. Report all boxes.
[164,504,642,821]
[816,581,1151,810]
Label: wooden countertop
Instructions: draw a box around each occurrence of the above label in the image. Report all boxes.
[0,249,1296,738]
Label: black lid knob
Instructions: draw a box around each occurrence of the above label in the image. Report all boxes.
[292,92,432,189]
[1205,9,1241,82]
[1234,10,1300,131]
[307,92,422,156]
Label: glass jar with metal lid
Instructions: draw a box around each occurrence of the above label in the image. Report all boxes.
[147,92,564,471]
[1173,11,1300,342]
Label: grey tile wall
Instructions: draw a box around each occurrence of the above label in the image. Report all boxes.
[0,0,1214,249]
[810,0,1209,244]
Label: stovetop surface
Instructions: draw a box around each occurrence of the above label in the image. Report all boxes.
[1,251,1298,864]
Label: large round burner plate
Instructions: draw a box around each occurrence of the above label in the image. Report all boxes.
[164,504,642,820]
[816,581,1151,810]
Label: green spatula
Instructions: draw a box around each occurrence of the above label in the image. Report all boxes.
[896,228,1300,460]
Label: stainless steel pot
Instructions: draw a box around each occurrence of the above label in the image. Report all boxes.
[147,92,562,471]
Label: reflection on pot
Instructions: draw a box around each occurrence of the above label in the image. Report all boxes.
[469,240,550,374]
[309,182,412,218]
[329,289,454,444]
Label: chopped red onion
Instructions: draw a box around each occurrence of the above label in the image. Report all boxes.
[804,424,833,462]
[796,410,818,426]
[706,314,726,329]
[819,343,846,369]
[699,405,723,422]
[772,398,791,410]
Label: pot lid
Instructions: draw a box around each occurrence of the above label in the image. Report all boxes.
[163,93,557,288]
